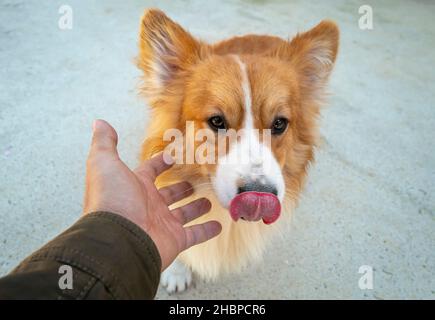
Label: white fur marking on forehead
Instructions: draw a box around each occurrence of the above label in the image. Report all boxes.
[233,55,253,130]
[213,56,286,207]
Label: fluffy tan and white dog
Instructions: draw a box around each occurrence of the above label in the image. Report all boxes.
[136,9,339,293]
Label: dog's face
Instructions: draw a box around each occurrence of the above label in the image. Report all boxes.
[138,10,338,223]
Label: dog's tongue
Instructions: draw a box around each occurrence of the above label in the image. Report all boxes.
[229,191,281,225]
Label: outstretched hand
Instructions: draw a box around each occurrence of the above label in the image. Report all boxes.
[83,119,221,270]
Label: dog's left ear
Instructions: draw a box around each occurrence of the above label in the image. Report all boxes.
[273,21,339,101]
[137,9,206,92]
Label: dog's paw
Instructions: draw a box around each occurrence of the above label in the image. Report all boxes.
[160,260,192,294]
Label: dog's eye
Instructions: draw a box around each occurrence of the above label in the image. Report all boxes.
[208,115,227,131]
[271,117,288,135]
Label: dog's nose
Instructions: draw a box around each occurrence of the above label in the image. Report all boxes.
[237,181,278,196]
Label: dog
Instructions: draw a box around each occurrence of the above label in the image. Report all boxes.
[136,9,339,293]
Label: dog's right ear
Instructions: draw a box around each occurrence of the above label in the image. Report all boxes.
[137,9,205,92]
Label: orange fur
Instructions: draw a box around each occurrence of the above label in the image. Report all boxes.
[136,9,339,280]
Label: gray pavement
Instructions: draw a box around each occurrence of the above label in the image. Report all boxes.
[0,0,434,299]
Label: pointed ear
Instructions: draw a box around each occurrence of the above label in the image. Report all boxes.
[137,9,205,92]
[274,21,339,101]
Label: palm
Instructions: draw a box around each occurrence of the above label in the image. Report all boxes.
[84,120,221,271]
[136,167,214,268]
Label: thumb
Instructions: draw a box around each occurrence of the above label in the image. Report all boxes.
[90,119,119,159]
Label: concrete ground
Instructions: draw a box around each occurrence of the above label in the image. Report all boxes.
[0,0,434,299]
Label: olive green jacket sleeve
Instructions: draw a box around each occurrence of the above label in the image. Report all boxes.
[0,212,162,299]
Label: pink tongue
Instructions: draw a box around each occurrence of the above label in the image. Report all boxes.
[229,191,281,225]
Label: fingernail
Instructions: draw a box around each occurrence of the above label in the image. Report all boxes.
[211,221,222,234]
[202,198,212,209]
[92,120,98,133]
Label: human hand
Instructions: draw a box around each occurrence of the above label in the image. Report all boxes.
[83,119,221,270]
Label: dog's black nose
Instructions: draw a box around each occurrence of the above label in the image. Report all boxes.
[237,181,278,196]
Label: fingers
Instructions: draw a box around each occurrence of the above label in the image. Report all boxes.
[159,181,194,206]
[89,119,119,160]
[134,153,174,182]
[171,198,211,225]
[184,221,222,249]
